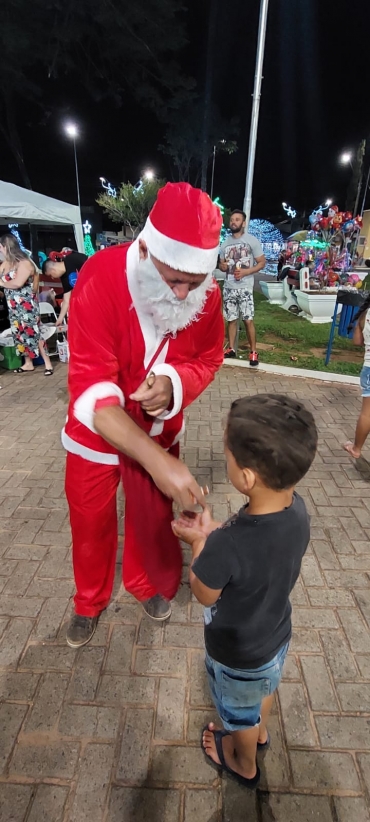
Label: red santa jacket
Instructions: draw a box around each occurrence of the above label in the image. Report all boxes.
[63,242,224,464]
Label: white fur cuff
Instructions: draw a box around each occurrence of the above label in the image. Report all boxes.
[74,382,125,433]
[150,364,183,420]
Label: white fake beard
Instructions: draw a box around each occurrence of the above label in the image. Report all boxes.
[136,254,214,336]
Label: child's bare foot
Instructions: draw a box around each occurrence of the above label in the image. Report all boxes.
[202,723,223,766]
[343,441,361,459]
[202,723,258,780]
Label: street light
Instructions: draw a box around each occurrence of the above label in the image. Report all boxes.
[143,169,154,180]
[340,151,353,167]
[64,122,81,213]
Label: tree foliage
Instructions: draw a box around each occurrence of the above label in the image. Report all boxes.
[159,99,238,187]
[97,179,166,236]
[0,0,192,187]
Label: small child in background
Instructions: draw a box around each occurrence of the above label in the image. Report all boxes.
[343,295,370,459]
[173,394,317,790]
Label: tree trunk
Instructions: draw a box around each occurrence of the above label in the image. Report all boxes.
[200,0,218,192]
[0,94,32,189]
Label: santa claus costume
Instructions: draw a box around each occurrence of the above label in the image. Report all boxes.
[63,182,224,646]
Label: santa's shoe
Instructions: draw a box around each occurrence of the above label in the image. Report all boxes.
[66,614,98,648]
[142,595,172,621]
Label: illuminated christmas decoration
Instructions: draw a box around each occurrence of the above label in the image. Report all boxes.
[99,177,117,197]
[249,219,284,250]
[213,196,225,216]
[8,223,26,250]
[82,220,95,256]
[282,202,297,219]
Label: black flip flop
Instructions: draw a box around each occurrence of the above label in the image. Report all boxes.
[44,369,54,376]
[14,367,35,373]
[201,725,260,790]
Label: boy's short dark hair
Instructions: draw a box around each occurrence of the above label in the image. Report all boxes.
[42,259,53,276]
[231,209,247,221]
[226,394,317,491]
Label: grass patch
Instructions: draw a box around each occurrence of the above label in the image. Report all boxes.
[235,292,362,376]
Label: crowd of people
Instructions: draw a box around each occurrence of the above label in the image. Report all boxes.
[1,182,368,790]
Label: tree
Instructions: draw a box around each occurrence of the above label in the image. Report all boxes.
[0,0,192,188]
[97,179,166,237]
[159,99,238,188]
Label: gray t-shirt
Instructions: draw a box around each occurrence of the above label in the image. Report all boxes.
[220,231,263,292]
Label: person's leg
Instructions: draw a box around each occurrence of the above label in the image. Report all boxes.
[203,723,259,779]
[258,692,274,744]
[344,396,370,458]
[19,354,35,371]
[65,453,120,617]
[39,340,53,373]
[227,320,238,351]
[241,292,258,366]
[244,319,256,352]
[223,290,238,356]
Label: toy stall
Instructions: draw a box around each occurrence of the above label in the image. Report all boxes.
[271,205,367,322]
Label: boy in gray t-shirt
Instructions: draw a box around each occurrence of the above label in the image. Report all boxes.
[219,210,265,367]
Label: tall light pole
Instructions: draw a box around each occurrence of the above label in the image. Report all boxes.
[243,0,270,226]
[210,140,226,201]
[65,123,81,213]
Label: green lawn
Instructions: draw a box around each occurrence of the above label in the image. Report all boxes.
[235,292,362,376]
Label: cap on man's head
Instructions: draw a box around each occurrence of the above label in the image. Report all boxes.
[140,182,222,274]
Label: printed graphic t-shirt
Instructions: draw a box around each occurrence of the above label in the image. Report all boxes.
[60,252,88,294]
[219,231,263,293]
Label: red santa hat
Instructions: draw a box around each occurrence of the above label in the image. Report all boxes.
[139,182,222,275]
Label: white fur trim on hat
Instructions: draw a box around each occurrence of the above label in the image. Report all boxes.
[140,217,219,275]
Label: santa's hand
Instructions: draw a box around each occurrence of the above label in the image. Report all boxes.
[130,376,173,416]
[149,451,206,510]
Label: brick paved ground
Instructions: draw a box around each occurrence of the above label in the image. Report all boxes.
[1,363,370,821]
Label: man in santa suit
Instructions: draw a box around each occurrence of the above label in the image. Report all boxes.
[63,182,224,648]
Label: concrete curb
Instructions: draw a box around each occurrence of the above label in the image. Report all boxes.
[222,358,360,386]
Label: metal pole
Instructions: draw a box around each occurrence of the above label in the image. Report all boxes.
[243,0,269,227]
[210,145,216,200]
[73,138,81,213]
[360,163,370,216]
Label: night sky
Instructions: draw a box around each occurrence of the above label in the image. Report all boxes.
[2,0,370,223]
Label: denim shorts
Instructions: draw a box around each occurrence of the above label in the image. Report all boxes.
[360,366,370,398]
[205,643,289,732]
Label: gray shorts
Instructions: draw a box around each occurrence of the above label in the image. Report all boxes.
[223,288,254,322]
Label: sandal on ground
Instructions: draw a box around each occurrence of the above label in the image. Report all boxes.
[14,367,35,373]
[201,725,260,789]
[343,441,361,459]
[44,368,54,376]
[257,732,270,750]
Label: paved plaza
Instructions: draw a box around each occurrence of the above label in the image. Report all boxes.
[1,363,370,821]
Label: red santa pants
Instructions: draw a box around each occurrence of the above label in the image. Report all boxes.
[65,448,183,617]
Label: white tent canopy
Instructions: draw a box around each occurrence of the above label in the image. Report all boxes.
[0,180,84,252]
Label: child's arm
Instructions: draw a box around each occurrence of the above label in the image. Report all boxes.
[189,538,222,606]
[172,515,236,607]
